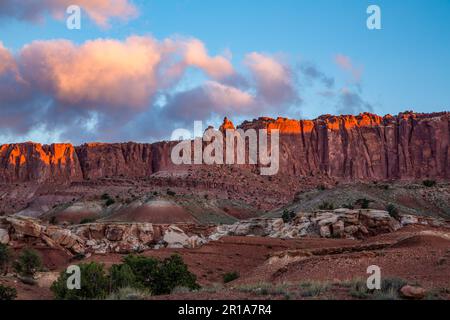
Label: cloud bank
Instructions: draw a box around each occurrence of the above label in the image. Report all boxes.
[0,36,301,143]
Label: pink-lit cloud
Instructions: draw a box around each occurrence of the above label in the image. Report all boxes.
[161,81,256,122]
[335,54,363,82]
[0,42,16,75]
[0,0,138,27]
[245,52,299,105]
[18,37,165,111]
[183,39,235,80]
[0,36,303,143]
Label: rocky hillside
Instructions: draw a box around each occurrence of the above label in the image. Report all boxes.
[1,112,449,183]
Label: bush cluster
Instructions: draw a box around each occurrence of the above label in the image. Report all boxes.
[0,284,17,300]
[318,201,334,210]
[0,243,11,275]
[13,248,43,277]
[386,204,400,219]
[423,180,437,188]
[51,254,199,300]
[223,271,240,283]
[281,210,296,223]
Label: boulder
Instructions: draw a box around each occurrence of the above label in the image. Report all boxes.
[6,216,42,237]
[318,216,339,226]
[400,215,419,226]
[88,224,106,240]
[36,272,60,288]
[163,226,190,248]
[331,220,345,238]
[400,285,426,300]
[105,225,126,241]
[46,226,83,248]
[137,224,155,244]
[231,223,252,236]
[360,210,391,220]
[187,235,206,248]
[319,225,331,238]
[344,225,359,235]
[271,219,285,232]
[0,228,9,244]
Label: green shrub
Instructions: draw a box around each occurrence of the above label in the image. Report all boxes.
[79,218,96,224]
[171,286,193,294]
[0,243,11,275]
[51,262,109,300]
[343,203,355,209]
[51,254,199,299]
[100,193,116,206]
[299,281,330,297]
[109,264,136,292]
[423,180,437,188]
[0,284,17,300]
[105,199,115,207]
[347,277,407,300]
[386,204,400,219]
[236,282,289,296]
[348,279,371,299]
[318,201,334,210]
[13,248,42,277]
[122,255,159,290]
[356,198,372,209]
[380,277,407,292]
[101,193,111,200]
[281,210,296,223]
[106,287,150,300]
[70,253,86,261]
[223,271,240,283]
[155,255,200,295]
[123,254,198,295]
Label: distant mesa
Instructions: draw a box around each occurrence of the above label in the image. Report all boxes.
[0,111,449,183]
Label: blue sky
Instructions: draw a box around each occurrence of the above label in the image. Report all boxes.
[0,0,449,143]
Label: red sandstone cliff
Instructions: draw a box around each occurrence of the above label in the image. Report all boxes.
[0,142,82,183]
[238,112,449,179]
[0,112,448,183]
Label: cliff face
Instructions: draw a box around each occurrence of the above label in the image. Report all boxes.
[75,143,154,180]
[239,112,449,179]
[0,112,448,183]
[0,142,82,183]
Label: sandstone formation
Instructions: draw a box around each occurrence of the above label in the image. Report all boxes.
[1,210,448,256]
[0,143,82,183]
[0,216,211,255]
[239,112,449,179]
[0,112,448,183]
[211,208,403,240]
